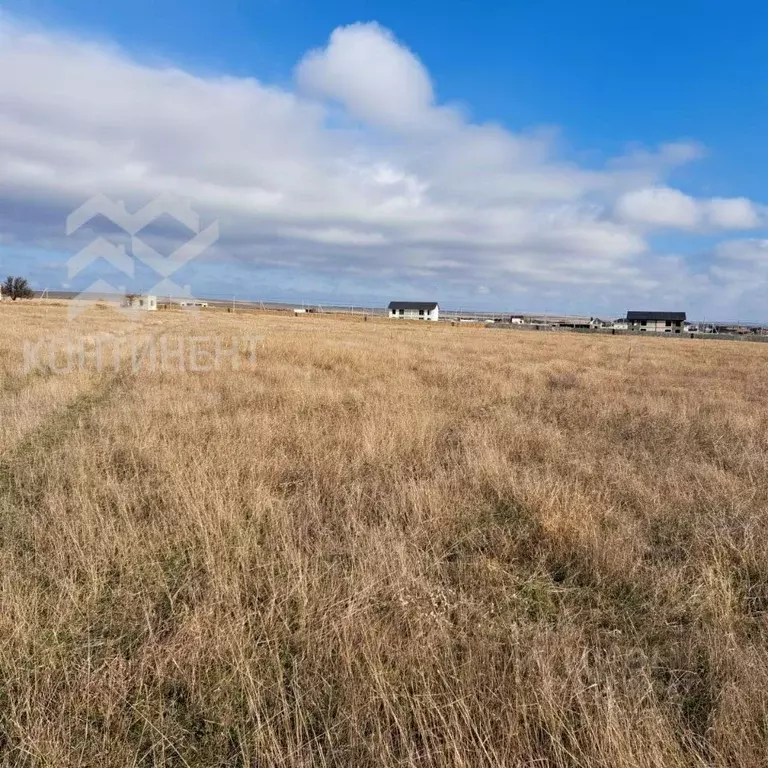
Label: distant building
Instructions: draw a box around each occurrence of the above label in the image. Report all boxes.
[126,294,157,311]
[179,300,208,309]
[714,324,751,335]
[626,311,685,333]
[388,301,439,321]
[555,316,592,329]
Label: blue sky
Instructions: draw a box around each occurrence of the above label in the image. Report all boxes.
[2,0,768,318]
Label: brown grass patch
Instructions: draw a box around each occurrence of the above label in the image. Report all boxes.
[1,302,768,766]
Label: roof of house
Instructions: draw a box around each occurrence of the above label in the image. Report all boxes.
[626,311,686,322]
[388,301,438,311]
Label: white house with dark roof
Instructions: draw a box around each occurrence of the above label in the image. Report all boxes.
[388,301,439,321]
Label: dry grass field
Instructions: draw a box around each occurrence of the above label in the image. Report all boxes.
[2,301,768,766]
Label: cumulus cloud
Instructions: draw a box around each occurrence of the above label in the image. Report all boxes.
[0,15,765,315]
[296,22,447,132]
[615,187,762,231]
[615,187,701,229]
[699,238,768,309]
[705,197,761,229]
[714,239,768,262]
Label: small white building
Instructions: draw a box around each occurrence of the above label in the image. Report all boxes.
[388,301,439,321]
[179,300,208,309]
[126,294,157,311]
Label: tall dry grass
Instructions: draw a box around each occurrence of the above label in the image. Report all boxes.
[2,302,768,766]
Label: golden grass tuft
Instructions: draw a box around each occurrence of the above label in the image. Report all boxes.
[2,302,768,766]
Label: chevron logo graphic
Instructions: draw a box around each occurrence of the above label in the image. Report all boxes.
[66,192,201,238]
[131,223,219,278]
[64,193,219,320]
[67,237,134,280]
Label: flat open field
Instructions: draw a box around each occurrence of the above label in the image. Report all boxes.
[2,302,768,767]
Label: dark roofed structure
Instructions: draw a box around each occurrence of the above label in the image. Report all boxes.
[626,311,686,322]
[626,310,686,333]
[388,301,438,311]
[388,301,439,321]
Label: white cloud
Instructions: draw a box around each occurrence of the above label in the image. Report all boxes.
[615,187,763,231]
[296,22,446,132]
[705,197,761,229]
[279,226,388,246]
[0,15,766,316]
[615,187,701,228]
[610,141,707,173]
[716,238,768,261]
[702,239,768,307]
